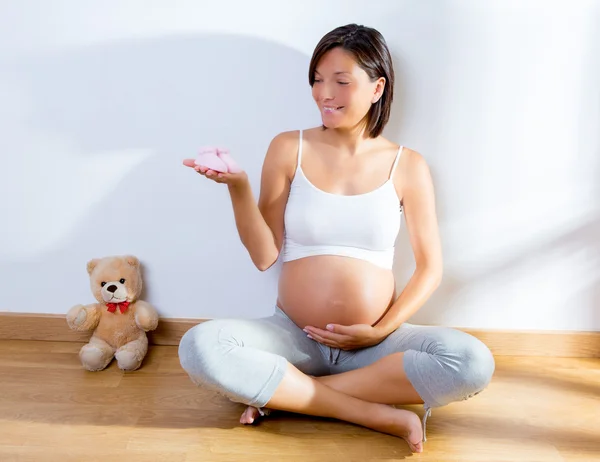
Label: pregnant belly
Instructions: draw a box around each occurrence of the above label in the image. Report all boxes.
[277,256,397,330]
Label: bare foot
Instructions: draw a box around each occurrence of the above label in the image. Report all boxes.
[239,406,260,424]
[313,376,424,452]
[239,406,272,424]
[376,406,424,453]
[241,405,422,452]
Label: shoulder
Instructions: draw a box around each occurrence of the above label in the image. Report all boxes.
[401,147,430,176]
[264,130,301,162]
[264,127,322,170]
[269,129,300,146]
[261,129,305,179]
[263,129,298,162]
[393,146,434,201]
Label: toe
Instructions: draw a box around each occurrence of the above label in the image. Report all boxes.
[405,438,423,453]
[412,441,423,453]
[240,406,259,425]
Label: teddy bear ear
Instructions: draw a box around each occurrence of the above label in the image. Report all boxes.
[86,258,100,274]
[125,255,140,268]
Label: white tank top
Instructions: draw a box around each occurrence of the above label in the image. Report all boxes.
[282,130,403,269]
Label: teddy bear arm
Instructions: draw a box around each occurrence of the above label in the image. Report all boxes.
[134,301,159,332]
[67,303,102,332]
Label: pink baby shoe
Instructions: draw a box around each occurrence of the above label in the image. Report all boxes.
[216,148,242,173]
[194,146,228,173]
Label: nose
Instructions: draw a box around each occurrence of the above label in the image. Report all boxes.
[107,285,117,293]
[313,83,335,102]
[320,89,334,101]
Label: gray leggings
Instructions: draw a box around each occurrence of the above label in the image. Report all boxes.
[179,306,495,440]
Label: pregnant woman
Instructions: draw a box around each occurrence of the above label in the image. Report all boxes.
[179,24,495,454]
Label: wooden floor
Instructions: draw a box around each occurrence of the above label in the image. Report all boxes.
[0,340,598,462]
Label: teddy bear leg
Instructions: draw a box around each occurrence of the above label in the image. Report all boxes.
[115,335,148,371]
[79,336,116,371]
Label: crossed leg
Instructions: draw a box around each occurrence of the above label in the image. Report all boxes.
[240,339,426,453]
[241,321,495,452]
[241,352,422,423]
[261,360,425,453]
[314,352,423,404]
[179,311,495,455]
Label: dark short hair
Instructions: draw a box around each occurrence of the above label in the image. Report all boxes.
[308,24,395,138]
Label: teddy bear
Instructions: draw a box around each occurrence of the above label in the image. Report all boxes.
[66,255,159,372]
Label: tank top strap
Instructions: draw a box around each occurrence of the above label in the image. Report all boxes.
[297,129,303,168]
[389,145,403,179]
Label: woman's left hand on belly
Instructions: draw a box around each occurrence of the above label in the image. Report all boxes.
[302,323,387,350]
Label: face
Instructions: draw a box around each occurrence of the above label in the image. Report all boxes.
[88,257,142,304]
[311,47,385,131]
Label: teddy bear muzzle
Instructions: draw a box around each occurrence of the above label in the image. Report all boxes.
[101,281,128,304]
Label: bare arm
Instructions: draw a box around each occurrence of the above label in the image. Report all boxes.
[227,133,292,270]
[226,179,278,271]
[185,132,294,271]
[375,151,443,335]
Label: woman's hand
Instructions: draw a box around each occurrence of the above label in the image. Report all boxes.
[303,323,389,350]
[183,159,248,188]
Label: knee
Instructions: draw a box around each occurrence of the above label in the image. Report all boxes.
[456,335,495,398]
[178,320,223,384]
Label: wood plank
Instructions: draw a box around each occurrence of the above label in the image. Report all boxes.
[0,311,201,345]
[464,328,600,358]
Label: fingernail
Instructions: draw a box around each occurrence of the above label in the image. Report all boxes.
[326,324,333,331]
[307,335,313,339]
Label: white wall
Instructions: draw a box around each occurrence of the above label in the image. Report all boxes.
[1,0,598,331]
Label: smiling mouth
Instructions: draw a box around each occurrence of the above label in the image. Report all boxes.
[323,106,344,113]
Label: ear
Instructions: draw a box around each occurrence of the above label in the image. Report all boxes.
[372,77,386,103]
[125,255,140,268]
[86,258,100,275]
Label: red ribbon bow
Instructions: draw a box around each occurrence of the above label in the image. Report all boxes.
[106,300,130,313]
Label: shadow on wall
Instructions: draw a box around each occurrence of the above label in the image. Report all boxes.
[391,2,600,332]
[1,33,318,318]
[431,213,599,328]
